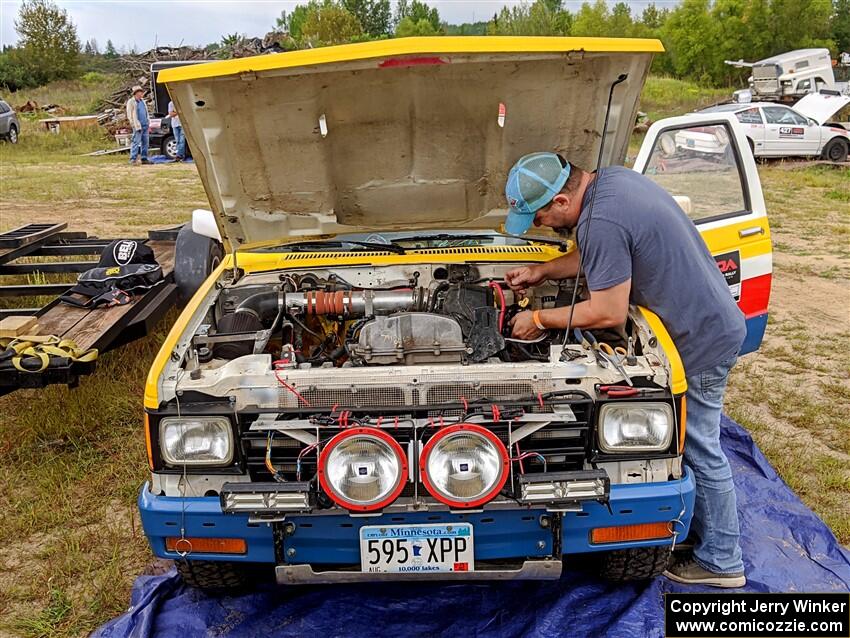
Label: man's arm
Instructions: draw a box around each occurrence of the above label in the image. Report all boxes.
[510,279,632,338]
[505,249,580,293]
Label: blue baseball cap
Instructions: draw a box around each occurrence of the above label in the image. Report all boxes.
[504,152,571,235]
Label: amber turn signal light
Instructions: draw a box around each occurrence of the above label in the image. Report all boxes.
[165,537,247,555]
[591,521,672,544]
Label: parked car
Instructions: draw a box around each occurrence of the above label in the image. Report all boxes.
[672,94,850,162]
[148,117,184,160]
[138,37,772,590]
[0,99,20,144]
[726,48,838,102]
[147,61,208,159]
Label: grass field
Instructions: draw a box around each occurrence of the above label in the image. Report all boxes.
[0,76,848,637]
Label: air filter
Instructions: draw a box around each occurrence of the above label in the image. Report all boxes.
[212,311,264,360]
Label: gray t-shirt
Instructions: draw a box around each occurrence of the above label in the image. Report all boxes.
[576,166,746,376]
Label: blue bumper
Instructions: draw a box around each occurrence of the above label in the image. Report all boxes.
[139,468,694,564]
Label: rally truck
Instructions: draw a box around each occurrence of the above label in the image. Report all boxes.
[139,37,772,589]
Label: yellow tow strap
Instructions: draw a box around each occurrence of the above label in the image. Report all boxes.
[0,335,98,373]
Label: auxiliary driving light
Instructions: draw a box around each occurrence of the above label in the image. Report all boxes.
[318,427,408,512]
[519,469,610,506]
[420,423,509,509]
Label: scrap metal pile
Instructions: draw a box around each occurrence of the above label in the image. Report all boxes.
[96,35,291,133]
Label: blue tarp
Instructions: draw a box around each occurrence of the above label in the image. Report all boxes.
[94,416,850,638]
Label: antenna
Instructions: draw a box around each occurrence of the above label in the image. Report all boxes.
[562,73,629,347]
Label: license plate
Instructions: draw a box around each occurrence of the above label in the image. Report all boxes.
[359,523,474,574]
[686,138,695,147]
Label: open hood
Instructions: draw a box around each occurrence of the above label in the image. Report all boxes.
[160,36,662,248]
[794,92,850,125]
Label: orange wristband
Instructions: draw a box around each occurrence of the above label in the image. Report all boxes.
[532,310,546,330]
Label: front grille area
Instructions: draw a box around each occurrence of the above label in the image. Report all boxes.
[239,398,593,490]
[279,379,555,409]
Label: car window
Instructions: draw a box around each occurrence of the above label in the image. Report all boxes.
[797,79,811,91]
[0,103,9,114]
[763,106,807,125]
[642,122,748,222]
[735,108,763,124]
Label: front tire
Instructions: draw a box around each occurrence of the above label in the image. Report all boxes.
[174,223,224,307]
[597,545,672,582]
[161,134,177,160]
[821,138,848,163]
[7,124,18,144]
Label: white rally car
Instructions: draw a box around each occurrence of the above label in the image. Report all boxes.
[672,93,850,162]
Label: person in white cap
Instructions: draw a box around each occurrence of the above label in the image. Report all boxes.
[125,85,150,166]
[503,152,747,589]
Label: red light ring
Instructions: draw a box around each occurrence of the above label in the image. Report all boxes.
[317,427,408,512]
[419,423,509,509]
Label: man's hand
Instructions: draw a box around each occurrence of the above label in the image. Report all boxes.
[505,264,547,295]
[509,310,544,340]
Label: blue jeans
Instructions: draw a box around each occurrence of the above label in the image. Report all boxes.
[173,125,185,159]
[130,128,149,161]
[684,355,744,575]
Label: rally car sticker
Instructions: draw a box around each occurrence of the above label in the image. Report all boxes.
[778,127,805,138]
[715,250,742,301]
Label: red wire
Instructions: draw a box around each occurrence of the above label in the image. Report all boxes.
[460,396,469,413]
[273,363,312,407]
[489,282,506,331]
[514,442,525,474]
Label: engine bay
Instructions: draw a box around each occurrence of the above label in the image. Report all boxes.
[185,262,600,371]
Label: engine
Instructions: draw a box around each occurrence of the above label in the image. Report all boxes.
[190,263,579,369]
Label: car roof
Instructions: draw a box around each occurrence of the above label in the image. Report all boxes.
[700,102,792,113]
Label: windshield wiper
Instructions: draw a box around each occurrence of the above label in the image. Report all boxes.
[282,240,406,254]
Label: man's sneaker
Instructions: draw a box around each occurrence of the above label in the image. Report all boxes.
[141,158,151,164]
[132,158,141,166]
[664,556,746,588]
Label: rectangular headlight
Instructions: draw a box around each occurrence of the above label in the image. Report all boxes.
[598,402,673,453]
[159,417,233,466]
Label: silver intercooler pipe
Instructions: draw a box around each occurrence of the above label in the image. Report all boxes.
[284,288,428,316]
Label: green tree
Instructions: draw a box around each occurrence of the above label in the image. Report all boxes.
[711,0,750,84]
[104,38,117,58]
[640,3,667,29]
[659,0,719,83]
[834,0,850,53]
[343,0,391,36]
[300,1,364,45]
[769,0,834,53]
[487,0,570,36]
[608,2,634,37]
[15,0,81,85]
[571,0,611,36]
[395,0,441,32]
[277,3,315,39]
[741,0,772,61]
[395,16,438,36]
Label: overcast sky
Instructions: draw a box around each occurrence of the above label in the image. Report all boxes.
[0,1,676,50]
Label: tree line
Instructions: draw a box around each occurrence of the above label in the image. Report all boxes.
[2,0,849,92]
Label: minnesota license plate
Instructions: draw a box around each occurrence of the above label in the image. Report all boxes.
[359,523,474,574]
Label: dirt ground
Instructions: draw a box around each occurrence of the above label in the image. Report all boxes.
[0,142,848,635]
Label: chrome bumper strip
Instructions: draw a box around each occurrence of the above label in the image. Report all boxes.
[276,559,562,584]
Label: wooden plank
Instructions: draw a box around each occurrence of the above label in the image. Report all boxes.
[0,308,39,318]
[0,315,38,337]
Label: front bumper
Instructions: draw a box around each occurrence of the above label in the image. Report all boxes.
[138,468,694,573]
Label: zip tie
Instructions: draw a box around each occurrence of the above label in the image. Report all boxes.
[394,416,399,430]
[376,416,384,428]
